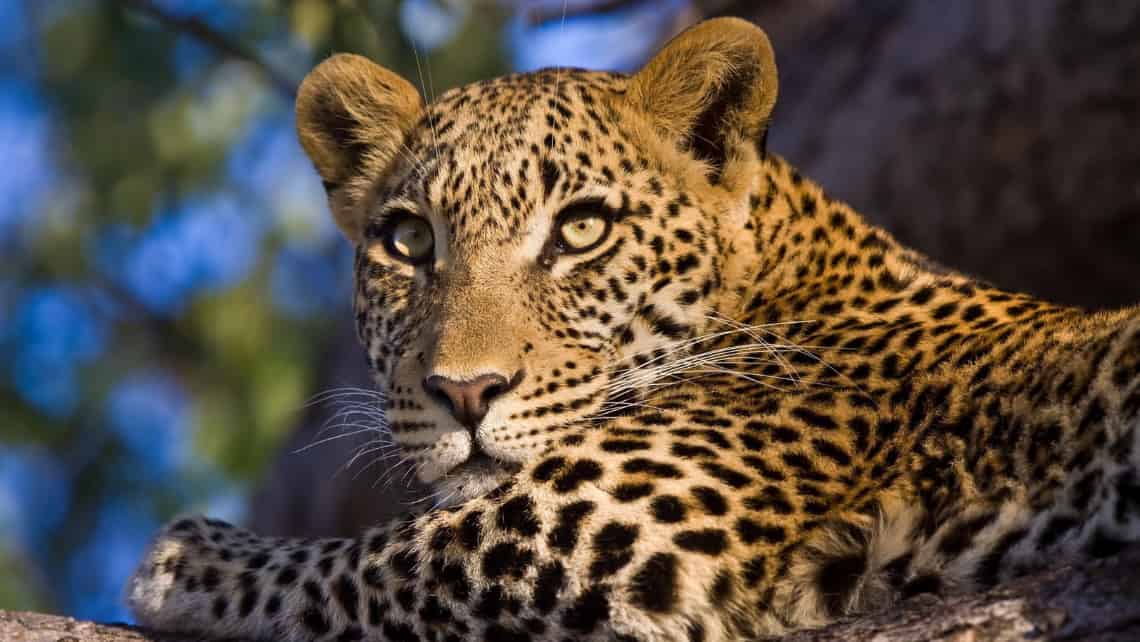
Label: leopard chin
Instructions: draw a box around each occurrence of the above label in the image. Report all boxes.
[430,453,519,507]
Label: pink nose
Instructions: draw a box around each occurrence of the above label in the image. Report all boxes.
[422,372,521,430]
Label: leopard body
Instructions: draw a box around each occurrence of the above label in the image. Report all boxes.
[128,18,1140,642]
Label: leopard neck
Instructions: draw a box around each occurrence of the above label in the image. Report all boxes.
[709,153,1082,353]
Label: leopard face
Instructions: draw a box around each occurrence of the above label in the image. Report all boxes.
[296,47,774,502]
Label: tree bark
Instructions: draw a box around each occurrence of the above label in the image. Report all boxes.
[7,547,1140,640]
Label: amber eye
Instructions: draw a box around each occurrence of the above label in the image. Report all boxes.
[557,212,610,253]
[385,215,434,264]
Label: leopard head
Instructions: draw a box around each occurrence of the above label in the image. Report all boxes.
[294,18,779,503]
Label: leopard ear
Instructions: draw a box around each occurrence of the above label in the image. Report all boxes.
[627,18,778,180]
[296,54,424,242]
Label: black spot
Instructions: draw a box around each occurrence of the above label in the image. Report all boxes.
[910,286,935,305]
[533,561,566,614]
[630,552,678,613]
[497,495,542,536]
[961,304,985,322]
[554,459,604,493]
[382,620,420,642]
[333,574,360,621]
[623,457,683,478]
[345,543,362,571]
[361,561,384,588]
[484,624,531,642]
[459,511,483,550]
[396,587,417,612]
[474,583,506,620]
[525,617,547,635]
[301,607,331,635]
[742,555,766,587]
[440,562,470,601]
[613,482,654,501]
[674,529,729,555]
[561,585,610,633]
[211,596,228,619]
[675,254,699,275]
[365,534,386,555]
[672,442,716,459]
[700,462,753,488]
[974,528,1027,587]
[650,495,687,523]
[317,555,335,577]
[336,625,364,642]
[419,595,451,624]
[817,553,866,617]
[390,548,418,580]
[532,456,566,482]
[931,302,958,320]
[265,593,282,616]
[1037,515,1080,549]
[791,406,838,430]
[1087,528,1128,557]
[735,518,786,544]
[938,513,993,556]
[303,579,325,603]
[771,426,801,443]
[708,570,735,605]
[589,522,639,579]
[547,500,595,555]
[246,552,270,569]
[691,486,728,515]
[482,541,534,579]
[601,439,652,453]
[430,525,454,551]
[202,566,221,591]
[541,159,560,200]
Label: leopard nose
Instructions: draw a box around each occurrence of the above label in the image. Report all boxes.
[422,372,522,430]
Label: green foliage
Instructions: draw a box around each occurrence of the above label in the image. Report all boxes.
[0,0,507,619]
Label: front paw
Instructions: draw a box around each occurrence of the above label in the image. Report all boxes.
[126,515,247,635]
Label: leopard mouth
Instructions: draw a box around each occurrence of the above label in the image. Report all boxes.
[433,453,522,506]
[451,452,516,476]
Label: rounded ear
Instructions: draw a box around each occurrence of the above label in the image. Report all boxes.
[296,54,424,242]
[627,18,778,180]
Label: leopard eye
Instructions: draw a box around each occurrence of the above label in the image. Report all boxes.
[386,215,434,264]
[557,212,610,253]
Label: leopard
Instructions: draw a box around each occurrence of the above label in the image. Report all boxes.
[127,18,1140,642]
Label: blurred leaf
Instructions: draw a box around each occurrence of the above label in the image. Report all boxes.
[1,0,509,620]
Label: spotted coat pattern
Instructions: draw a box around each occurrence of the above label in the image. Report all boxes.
[129,19,1140,642]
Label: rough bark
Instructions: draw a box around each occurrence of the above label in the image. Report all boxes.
[7,547,1140,640]
[0,609,195,642]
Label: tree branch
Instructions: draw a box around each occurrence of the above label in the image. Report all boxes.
[112,0,298,99]
[5,547,1139,640]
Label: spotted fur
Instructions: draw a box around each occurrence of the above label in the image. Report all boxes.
[128,18,1140,642]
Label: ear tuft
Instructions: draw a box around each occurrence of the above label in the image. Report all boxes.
[296,54,423,241]
[628,18,778,180]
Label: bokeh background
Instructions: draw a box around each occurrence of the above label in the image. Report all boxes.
[2,0,1138,625]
